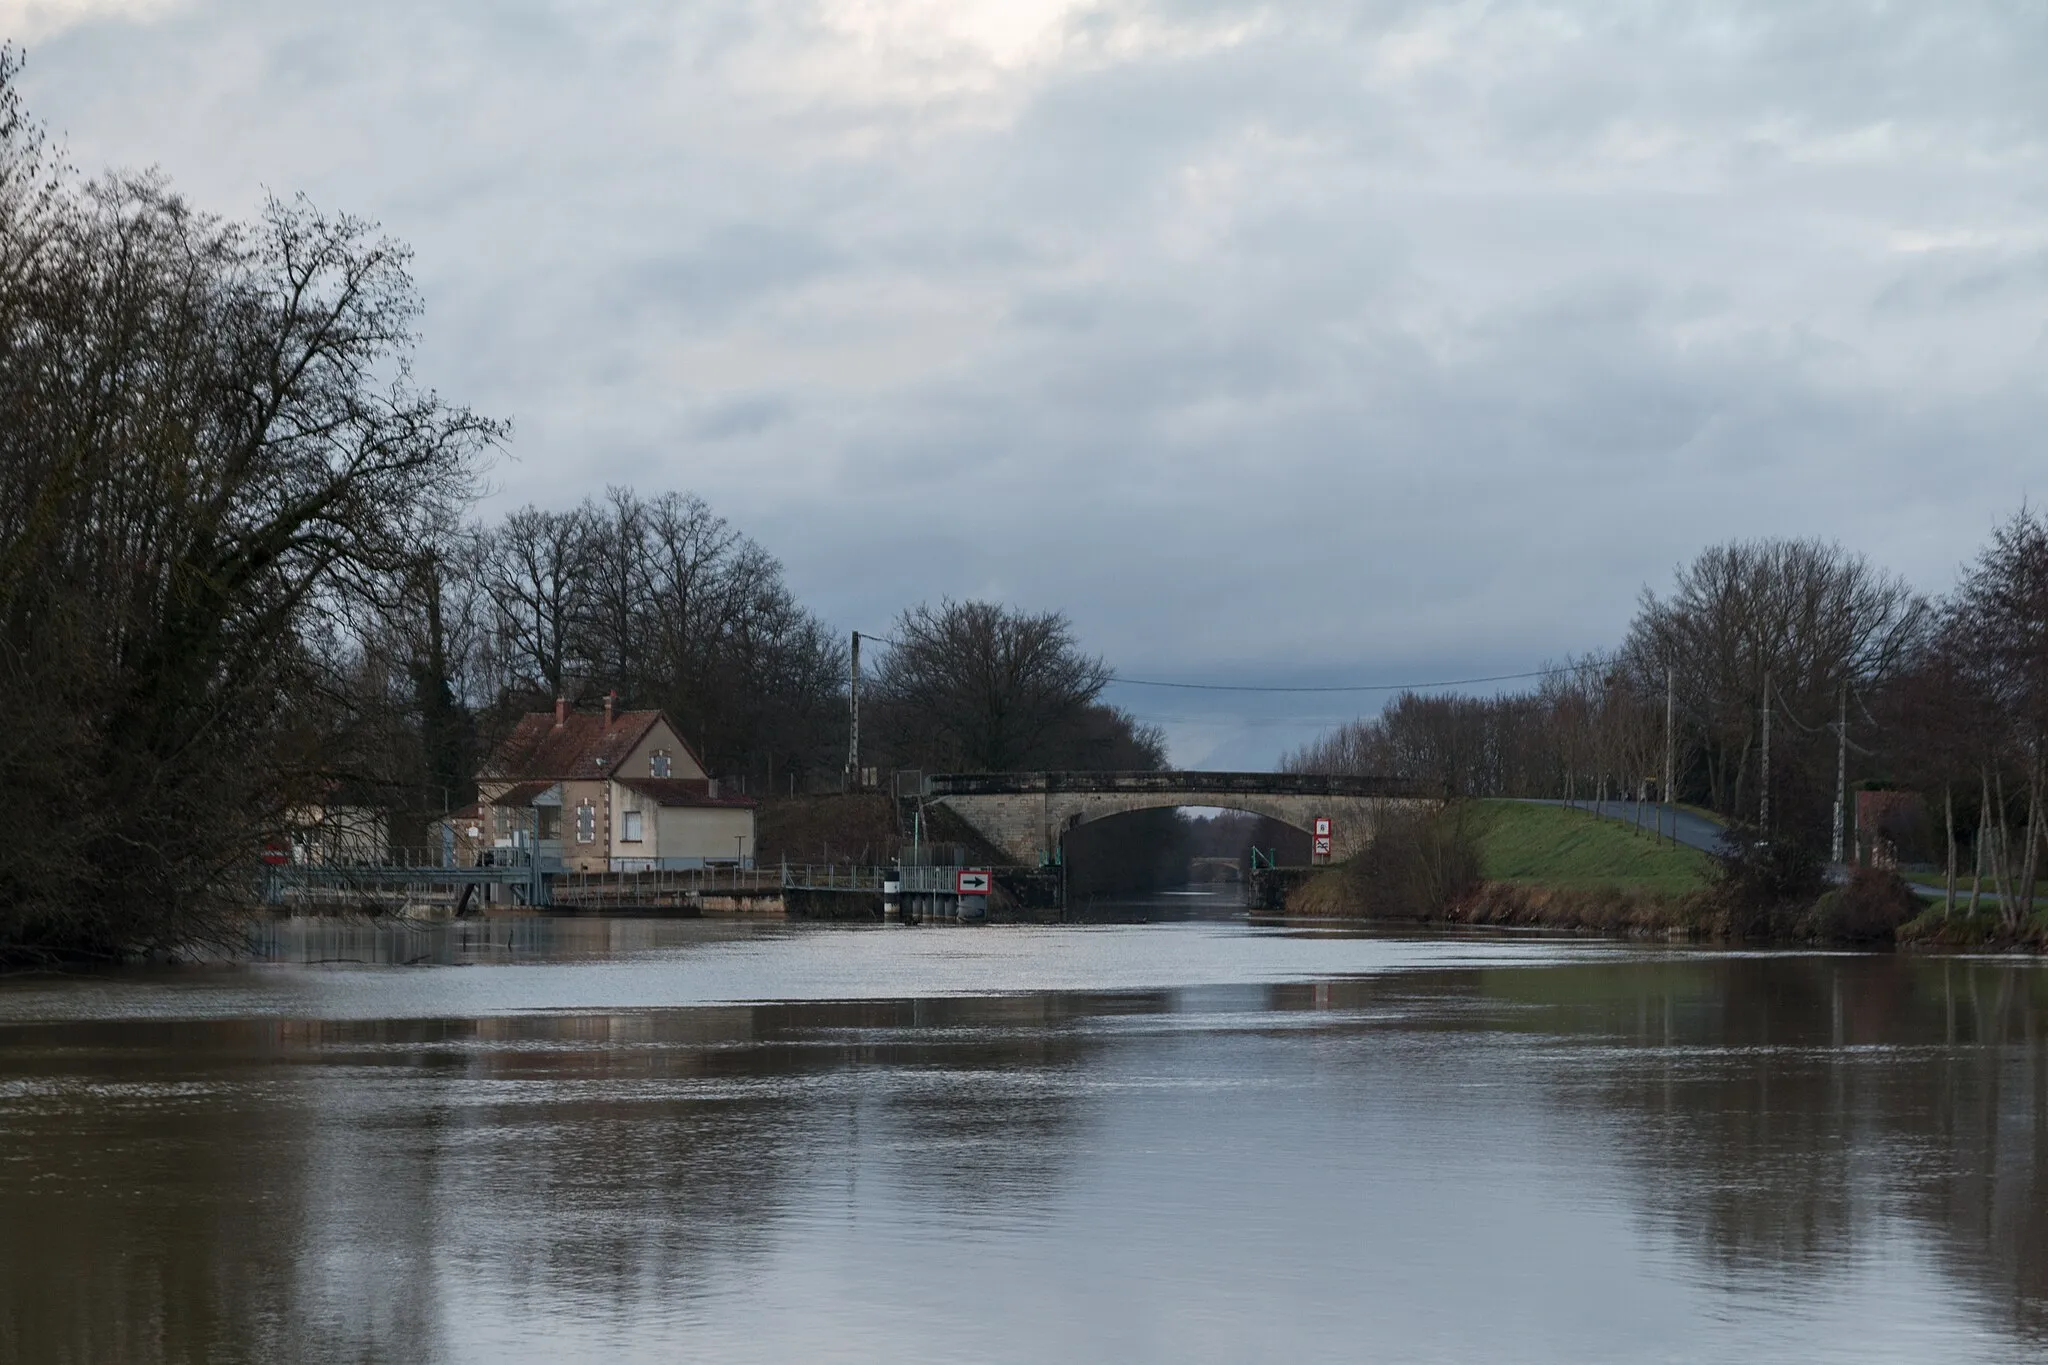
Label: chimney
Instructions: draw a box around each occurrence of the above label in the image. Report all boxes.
[604,691,617,726]
[553,696,567,728]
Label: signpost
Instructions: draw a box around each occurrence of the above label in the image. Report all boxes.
[1312,817,1333,865]
[956,869,992,895]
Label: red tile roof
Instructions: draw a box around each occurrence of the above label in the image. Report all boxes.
[615,777,758,809]
[482,780,560,807]
[485,710,665,782]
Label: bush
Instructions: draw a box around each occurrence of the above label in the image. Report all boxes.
[1712,827,1827,905]
[1804,867,1920,944]
[1333,803,1483,919]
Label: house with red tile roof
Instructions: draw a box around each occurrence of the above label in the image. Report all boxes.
[446,695,756,874]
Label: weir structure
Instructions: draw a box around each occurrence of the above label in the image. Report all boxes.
[925,771,1427,867]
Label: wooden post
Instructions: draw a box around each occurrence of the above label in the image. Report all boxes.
[1663,666,1675,846]
[1760,672,1772,837]
[1832,682,1847,865]
[846,630,861,790]
[1944,783,1956,919]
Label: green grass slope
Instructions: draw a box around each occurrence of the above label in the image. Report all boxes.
[1466,800,1713,895]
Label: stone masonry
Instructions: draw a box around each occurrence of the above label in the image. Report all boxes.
[926,772,1430,866]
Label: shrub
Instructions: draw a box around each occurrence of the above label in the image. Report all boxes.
[1712,827,1827,904]
[1805,867,1920,943]
[1334,803,1483,919]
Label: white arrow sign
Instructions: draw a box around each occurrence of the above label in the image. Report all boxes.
[956,870,992,895]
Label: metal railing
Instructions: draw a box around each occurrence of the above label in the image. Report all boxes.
[780,864,894,892]
[264,846,556,907]
[551,865,783,908]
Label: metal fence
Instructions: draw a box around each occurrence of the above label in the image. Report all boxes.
[780,864,895,892]
[551,865,784,908]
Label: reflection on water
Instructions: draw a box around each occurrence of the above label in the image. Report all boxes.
[1,920,2045,1364]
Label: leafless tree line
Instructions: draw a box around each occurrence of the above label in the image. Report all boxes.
[1288,526,2048,921]
[0,50,496,956]
[1877,512,2048,923]
[0,59,1162,957]
[1282,668,1664,812]
[0,60,852,957]
[438,487,847,792]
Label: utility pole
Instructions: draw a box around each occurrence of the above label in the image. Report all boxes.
[847,630,861,790]
[1832,682,1848,865]
[1663,666,1675,846]
[1759,672,1772,837]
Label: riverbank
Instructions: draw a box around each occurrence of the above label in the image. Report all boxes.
[1284,799,2045,950]
[1897,905,2048,950]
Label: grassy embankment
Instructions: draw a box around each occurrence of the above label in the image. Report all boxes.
[1289,799,1716,936]
[1462,800,1712,896]
[1893,873,2048,948]
[1441,800,1720,936]
[1293,801,2048,948]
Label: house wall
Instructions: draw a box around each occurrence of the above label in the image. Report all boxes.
[619,718,707,784]
[562,779,609,873]
[609,779,653,864]
[655,806,756,866]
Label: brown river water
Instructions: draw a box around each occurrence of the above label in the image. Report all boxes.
[2,895,2045,1363]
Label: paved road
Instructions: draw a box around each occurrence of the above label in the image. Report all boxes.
[1516,798,1730,855]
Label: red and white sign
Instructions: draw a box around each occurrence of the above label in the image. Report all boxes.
[1313,817,1332,838]
[956,869,992,895]
[1313,836,1333,858]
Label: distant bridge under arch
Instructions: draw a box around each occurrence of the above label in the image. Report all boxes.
[926,772,1429,866]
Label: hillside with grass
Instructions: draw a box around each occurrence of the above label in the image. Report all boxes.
[1464,800,1713,896]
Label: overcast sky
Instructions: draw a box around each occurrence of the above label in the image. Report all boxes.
[10,0,2045,765]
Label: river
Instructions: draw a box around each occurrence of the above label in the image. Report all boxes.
[2,898,2045,1363]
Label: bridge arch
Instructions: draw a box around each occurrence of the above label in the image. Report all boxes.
[926,772,1428,867]
[1054,796,1317,840]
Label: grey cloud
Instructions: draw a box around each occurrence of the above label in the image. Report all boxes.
[693,392,792,439]
[629,225,843,322]
[16,0,2048,766]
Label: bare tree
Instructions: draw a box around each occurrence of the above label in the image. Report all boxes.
[1944,510,2048,925]
[469,486,847,790]
[869,601,1118,772]
[0,55,500,957]
[1622,539,1928,844]
[481,505,597,700]
[579,485,654,696]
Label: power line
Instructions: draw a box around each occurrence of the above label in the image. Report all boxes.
[855,632,1620,697]
[1124,715,1375,727]
[1106,657,1619,694]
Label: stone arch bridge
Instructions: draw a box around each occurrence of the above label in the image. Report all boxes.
[926,772,1428,866]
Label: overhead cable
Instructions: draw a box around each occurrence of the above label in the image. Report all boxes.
[1106,657,1620,694]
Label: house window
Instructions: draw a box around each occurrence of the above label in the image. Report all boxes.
[651,751,672,779]
[575,803,596,844]
[622,810,643,842]
[537,807,560,840]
